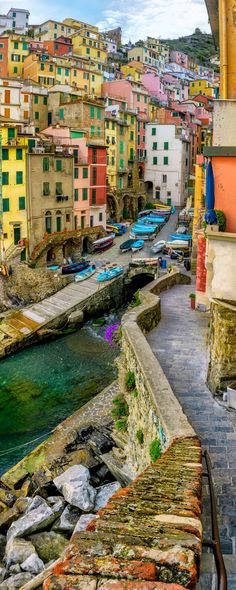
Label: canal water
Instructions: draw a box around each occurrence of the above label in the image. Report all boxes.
[0,318,119,475]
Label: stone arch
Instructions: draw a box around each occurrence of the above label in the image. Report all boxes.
[107,193,119,221]
[138,195,146,212]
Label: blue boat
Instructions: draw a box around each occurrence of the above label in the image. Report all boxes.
[75,264,96,282]
[170,234,192,241]
[62,260,90,275]
[144,216,167,223]
[120,239,136,252]
[97,265,124,282]
[112,223,127,234]
[131,240,145,252]
[133,224,156,233]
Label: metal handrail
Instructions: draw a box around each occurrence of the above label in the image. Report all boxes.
[203,450,227,590]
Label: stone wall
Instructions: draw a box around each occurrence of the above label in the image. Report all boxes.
[208,298,236,393]
[121,271,193,475]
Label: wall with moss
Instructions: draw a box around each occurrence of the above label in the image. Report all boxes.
[208,298,236,393]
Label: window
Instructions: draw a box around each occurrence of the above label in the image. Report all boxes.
[56,159,62,172]
[120,126,124,136]
[144,95,147,103]
[54,23,58,29]
[90,125,95,136]
[16,148,22,160]
[92,148,97,163]
[56,182,62,195]
[151,128,156,136]
[120,140,124,154]
[137,94,140,102]
[120,159,124,169]
[131,115,134,124]
[152,142,157,150]
[106,120,109,130]
[162,174,167,183]
[43,96,47,105]
[97,126,101,137]
[99,212,103,222]
[130,131,134,141]
[164,156,168,165]
[49,64,53,72]
[86,48,90,55]
[55,43,59,50]
[0,54,2,61]
[24,94,28,103]
[2,172,9,185]
[65,68,69,76]
[74,69,77,76]
[90,106,95,119]
[3,198,9,212]
[57,67,61,75]
[74,189,78,201]
[19,196,25,210]
[83,168,88,179]
[66,214,70,223]
[43,157,49,171]
[97,107,101,120]
[45,211,52,233]
[92,168,97,185]
[16,171,23,184]
[34,95,38,104]
[43,182,50,195]
[56,213,62,232]
[82,188,88,200]
[40,63,44,71]
[13,67,17,74]
[153,157,157,165]
[35,111,39,120]
[164,142,169,150]
[2,148,9,160]
[129,147,134,160]
[74,167,78,179]
[90,215,94,227]
[167,191,171,196]
[91,189,96,204]
[14,42,18,49]
[59,108,64,120]
[111,156,115,166]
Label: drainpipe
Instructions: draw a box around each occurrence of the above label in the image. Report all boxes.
[219,0,228,99]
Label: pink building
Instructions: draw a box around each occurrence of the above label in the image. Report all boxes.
[170,50,189,69]
[102,80,149,119]
[42,127,90,229]
[142,72,168,104]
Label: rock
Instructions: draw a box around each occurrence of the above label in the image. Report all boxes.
[0,568,6,583]
[21,553,44,574]
[94,482,121,511]
[53,465,96,512]
[50,498,66,516]
[4,538,36,568]
[52,506,81,534]
[20,480,33,498]
[62,482,96,512]
[68,310,84,328]
[73,514,95,534]
[101,452,136,486]
[7,499,56,541]
[0,573,33,589]
[0,507,19,533]
[0,535,6,560]
[0,491,15,509]
[25,495,45,513]
[8,564,21,574]
[14,498,31,514]
[29,532,68,563]
[46,496,64,507]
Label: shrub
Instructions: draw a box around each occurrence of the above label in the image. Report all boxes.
[149,438,161,462]
[136,428,144,444]
[131,290,141,308]
[215,210,226,232]
[132,389,139,398]
[115,418,128,431]
[111,394,129,419]
[125,371,136,391]
[145,202,155,209]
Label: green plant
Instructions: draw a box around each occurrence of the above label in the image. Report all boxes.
[125,371,136,391]
[130,290,141,308]
[149,438,161,462]
[136,428,144,444]
[189,293,196,299]
[111,394,129,419]
[145,202,155,209]
[215,209,226,232]
[132,388,139,398]
[115,418,128,431]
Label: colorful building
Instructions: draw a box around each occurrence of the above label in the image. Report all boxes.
[0,34,29,77]
[33,20,77,42]
[1,123,29,258]
[71,28,107,65]
[189,78,217,98]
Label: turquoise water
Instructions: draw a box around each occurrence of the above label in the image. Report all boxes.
[0,320,119,475]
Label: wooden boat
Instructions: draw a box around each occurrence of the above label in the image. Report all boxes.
[130,257,158,267]
[131,240,145,252]
[151,240,166,254]
[93,234,115,252]
[75,264,96,282]
[137,216,165,224]
[96,266,124,282]
[61,260,90,275]
[120,239,136,252]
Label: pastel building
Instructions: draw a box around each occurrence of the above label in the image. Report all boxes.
[145,123,189,206]
[0,34,29,77]
[170,50,189,69]
[142,72,168,104]
[0,8,29,35]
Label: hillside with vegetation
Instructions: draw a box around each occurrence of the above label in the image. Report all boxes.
[163,28,218,66]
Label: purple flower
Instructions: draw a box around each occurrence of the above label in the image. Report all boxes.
[105,323,120,347]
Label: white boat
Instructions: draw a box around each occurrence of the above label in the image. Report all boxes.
[75,264,96,282]
[151,240,166,254]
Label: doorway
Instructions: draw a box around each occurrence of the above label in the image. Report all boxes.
[13,226,20,245]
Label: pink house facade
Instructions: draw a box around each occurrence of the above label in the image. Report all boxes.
[142,72,168,104]
[170,50,189,69]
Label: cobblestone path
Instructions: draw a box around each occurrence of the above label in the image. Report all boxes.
[147,283,236,588]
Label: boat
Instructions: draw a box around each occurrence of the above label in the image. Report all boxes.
[131,240,145,252]
[47,264,60,271]
[130,231,154,241]
[143,216,167,224]
[151,240,166,254]
[75,264,96,282]
[93,234,115,252]
[106,224,119,235]
[61,260,90,275]
[112,223,127,234]
[133,224,157,233]
[166,240,189,249]
[130,257,158,267]
[169,234,192,241]
[120,239,136,252]
[97,266,124,282]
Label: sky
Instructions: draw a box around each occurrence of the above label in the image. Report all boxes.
[1,0,210,40]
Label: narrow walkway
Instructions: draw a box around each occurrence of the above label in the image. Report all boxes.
[147,284,236,585]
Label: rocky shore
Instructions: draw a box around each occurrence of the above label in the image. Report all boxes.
[0,382,132,589]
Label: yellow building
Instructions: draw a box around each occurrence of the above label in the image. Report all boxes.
[1,123,29,257]
[121,64,142,83]
[34,20,77,41]
[105,112,129,191]
[24,54,55,86]
[0,35,29,78]
[189,79,216,98]
[72,28,107,65]
[62,18,98,34]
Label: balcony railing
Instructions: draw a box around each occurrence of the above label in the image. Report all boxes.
[56,195,69,202]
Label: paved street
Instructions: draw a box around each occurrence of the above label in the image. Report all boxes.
[147,284,236,587]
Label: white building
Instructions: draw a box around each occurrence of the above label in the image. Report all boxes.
[0,78,48,123]
[0,8,29,35]
[144,123,190,206]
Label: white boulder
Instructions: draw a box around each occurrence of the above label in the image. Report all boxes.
[73,514,95,534]
[21,554,44,575]
[4,538,36,568]
[53,465,96,512]
[0,573,33,589]
[94,482,121,511]
[7,499,56,541]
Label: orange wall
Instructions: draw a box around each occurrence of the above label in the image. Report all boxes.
[212,156,236,232]
[0,38,8,77]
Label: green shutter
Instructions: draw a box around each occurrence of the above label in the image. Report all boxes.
[43,157,49,171]
[34,95,38,104]
[120,141,124,154]
[90,106,95,119]
[82,168,88,179]
[153,157,157,165]
[2,148,9,160]
[82,188,88,200]
[3,198,9,212]
[164,156,168,165]
[164,142,169,150]
[56,159,62,171]
[19,196,25,210]
[8,128,15,139]
[74,189,78,201]
[97,107,101,119]
[2,172,9,185]
[152,142,157,150]
[74,167,79,179]
[16,171,23,184]
[151,128,156,136]
[16,148,22,160]
[59,108,64,120]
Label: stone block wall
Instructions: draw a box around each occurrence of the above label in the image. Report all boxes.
[208,298,236,393]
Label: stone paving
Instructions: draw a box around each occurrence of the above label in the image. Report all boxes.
[147,284,236,588]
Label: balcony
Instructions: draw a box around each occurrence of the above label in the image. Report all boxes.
[118,167,129,174]
[56,195,69,202]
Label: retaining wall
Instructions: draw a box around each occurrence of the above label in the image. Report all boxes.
[44,271,202,590]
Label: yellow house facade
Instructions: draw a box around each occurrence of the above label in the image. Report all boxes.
[121,64,142,83]
[72,29,107,65]
[4,35,29,78]
[1,124,29,256]
[105,113,129,191]
[189,79,216,97]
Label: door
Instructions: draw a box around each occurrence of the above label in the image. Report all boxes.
[81,216,85,229]
[13,226,21,245]
[56,216,61,232]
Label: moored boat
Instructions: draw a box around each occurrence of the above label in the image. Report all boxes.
[96,265,124,282]
[131,240,145,252]
[120,239,136,252]
[93,234,115,252]
[62,260,90,275]
[130,257,158,267]
[151,240,166,254]
[75,264,96,282]
[170,234,192,241]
